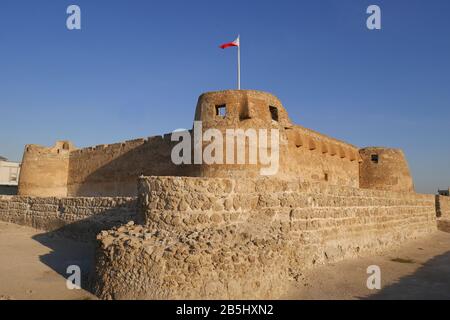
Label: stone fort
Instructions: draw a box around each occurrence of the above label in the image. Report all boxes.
[1,90,448,299]
[18,90,413,197]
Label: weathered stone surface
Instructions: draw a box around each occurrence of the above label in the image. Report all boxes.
[17,90,415,198]
[437,195,450,219]
[93,176,437,300]
[6,90,438,299]
[436,195,450,232]
[0,195,137,241]
[359,147,414,192]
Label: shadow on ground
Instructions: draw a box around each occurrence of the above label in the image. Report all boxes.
[31,208,137,296]
[30,209,450,300]
[361,250,450,300]
[33,232,96,294]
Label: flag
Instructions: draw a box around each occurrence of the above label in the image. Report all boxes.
[219,35,241,89]
[219,36,240,49]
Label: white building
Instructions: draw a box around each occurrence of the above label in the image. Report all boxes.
[0,156,21,194]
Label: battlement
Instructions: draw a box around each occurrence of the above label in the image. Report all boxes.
[69,135,173,157]
[194,90,291,128]
[17,90,415,197]
[24,140,75,155]
[288,125,360,161]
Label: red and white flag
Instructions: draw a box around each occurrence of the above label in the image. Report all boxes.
[219,36,240,49]
[219,35,241,89]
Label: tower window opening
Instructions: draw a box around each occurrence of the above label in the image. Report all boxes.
[215,105,226,117]
[371,154,379,164]
[269,106,278,122]
[324,173,329,181]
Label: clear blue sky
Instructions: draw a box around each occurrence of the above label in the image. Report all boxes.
[0,0,449,193]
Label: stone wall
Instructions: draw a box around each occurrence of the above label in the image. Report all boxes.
[0,195,137,241]
[359,147,414,192]
[94,176,437,299]
[285,125,360,187]
[436,195,450,232]
[18,141,74,197]
[18,136,198,198]
[194,90,361,187]
[17,90,369,198]
[67,136,197,197]
[436,195,450,218]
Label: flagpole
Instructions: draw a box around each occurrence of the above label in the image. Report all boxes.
[237,36,240,90]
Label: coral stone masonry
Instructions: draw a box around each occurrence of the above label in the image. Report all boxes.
[93,176,436,299]
[0,90,446,299]
[17,90,414,197]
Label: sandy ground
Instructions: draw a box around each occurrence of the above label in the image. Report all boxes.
[285,231,450,299]
[0,222,96,300]
[0,221,449,300]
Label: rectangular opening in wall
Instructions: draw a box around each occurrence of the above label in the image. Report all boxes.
[269,106,278,122]
[324,173,329,182]
[371,154,379,164]
[239,105,251,121]
[215,105,226,117]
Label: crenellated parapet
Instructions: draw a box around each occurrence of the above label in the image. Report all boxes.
[17,90,416,196]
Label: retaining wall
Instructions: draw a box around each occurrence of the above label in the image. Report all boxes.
[94,176,437,299]
[437,195,450,218]
[0,195,137,241]
[437,195,450,232]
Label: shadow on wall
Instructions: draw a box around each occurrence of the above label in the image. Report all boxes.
[31,205,138,296]
[361,250,450,300]
[67,136,200,197]
[437,219,450,233]
[436,195,442,218]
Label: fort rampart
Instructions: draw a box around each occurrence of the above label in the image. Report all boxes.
[0,195,137,241]
[19,136,194,197]
[17,90,414,198]
[93,176,437,299]
[6,89,440,300]
[437,195,450,218]
[1,175,445,299]
[437,195,450,232]
[67,136,195,197]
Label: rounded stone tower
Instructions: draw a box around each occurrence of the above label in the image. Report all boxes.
[359,147,414,192]
[192,90,292,178]
[194,90,292,129]
[18,141,76,197]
